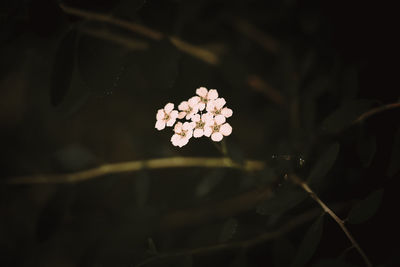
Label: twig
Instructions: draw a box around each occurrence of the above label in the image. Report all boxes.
[4,157,265,184]
[353,102,400,124]
[289,174,373,267]
[59,3,219,64]
[137,204,345,267]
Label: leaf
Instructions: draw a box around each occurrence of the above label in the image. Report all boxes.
[218,218,238,243]
[347,189,384,224]
[387,128,400,177]
[312,258,358,267]
[307,143,340,185]
[274,238,296,267]
[50,29,77,106]
[357,130,376,167]
[195,169,225,197]
[320,99,376,134]
[256,182,307,215]
[291,215,324,267]
[147,237,158,255]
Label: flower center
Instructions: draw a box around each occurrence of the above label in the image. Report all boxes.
[212,124,220,132]
[164,114,170,121]
[196,121,205,129]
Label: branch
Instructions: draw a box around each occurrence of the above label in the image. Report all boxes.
[59,3,219,64]
[4,157,265,184]
[289,174,373,267]
[137,204,346,267]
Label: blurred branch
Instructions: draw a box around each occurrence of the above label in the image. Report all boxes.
[161,186,273,229]
[59,3,219,64]
[290,174,373,267]
[247,75,286,107]
[79,27,149,50]
[137,203,345,267]
[353,102,400,124]
[5,157,265,184]
[235,19,279,54]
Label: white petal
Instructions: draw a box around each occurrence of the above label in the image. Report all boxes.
[155,120,166,130]
[215,98,226,109]
[186,129,193,139]
[178,111,186,119]
[170,110,178,119]
[164,103,174,113]
[211,132,223,142]
[221,107,233,118]
[156,109,165,120]
[182,122,195,130]
[189,96,200,106]
[166,117,176,127]
[193,128,203,138]
[214,115,226,125]
[174,122,183,133]
[198,102,206,111]
[204,126,212,137]
[206,100,215,112]
[202,113,214,124]
[178,101,189,111]
[191,114,200,122]
[220,123,232,136]
[196,87,208,97]
[171,134,180,144]
[178,137,190,147]
[208,89,218,100]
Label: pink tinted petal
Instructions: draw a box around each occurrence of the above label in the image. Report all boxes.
[166,117,176,127]
[155,120,166,130]
[178,101,189,111]
[196,87,208,97]
[198,102,206,111]
[221,107,233,118]
[193,128,204,138]
[208,89,218,100]
[178,137,189,147]
[215,98,226,109]
[182,122,194,131]
[214,115,226,125]
[186,129,193,139]
[206,100,215,112]
[220,123,232,136]
[174,122,183,133]
[204,126,212,137]
[189,96,200,106]
[171,134,180,144]
[156,109,165,120]
[191,114,200,122]
[211,132,223,142]
[178,111,186,119]
[202,113,214,124]
[164,103,174,113]
[170,110,178,119]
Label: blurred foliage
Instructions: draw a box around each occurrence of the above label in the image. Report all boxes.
[0,0,399,266]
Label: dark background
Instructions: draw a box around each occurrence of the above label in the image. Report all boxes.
[1,0,399,266]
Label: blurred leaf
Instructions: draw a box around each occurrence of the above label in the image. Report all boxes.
[256,182,307,215]
[135,171,150,207]
[227,140,245,166]
[312,258,358,267]
[320,99,376,134]
[218,217,238,243]
[196,169,225,197]
[307,143,340,185]
[357,130,376,167]
[112,0,146,19]
[147,237,158,255]
[347,189,384,224]
[274,238,296,267]
[387,128,400,177]
[53,144,97,172]
[230,249,248,267]
[50,29,77,106]
[291,215,324,267]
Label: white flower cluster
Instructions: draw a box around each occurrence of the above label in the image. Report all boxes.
[155,87,233,147]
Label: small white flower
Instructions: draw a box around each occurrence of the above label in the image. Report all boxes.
[178,96,200,120]
[191,113,214,138]
[206,98,233,118]
[155,103,178,130]
[196,87,219,111]
[204,115,233,142]
[171,121,195,147]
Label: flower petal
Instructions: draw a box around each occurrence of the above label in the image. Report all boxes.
[178,101,189,111]
[191,114,200,122]
[206,100,215,112]
[164,103,174,113]
[220,123,232,136]
[182,121,195,131]
[193,128,204,138]
[208,89,218,100]
[178,112,186,119]
[155,120,166,130]
[178,137,190,147]
[221,107,233,118]
[170,110,178,119]
[166,117,176,127]
[214,115,226,125]
[215,98,226,109]
[189,96,200,106]
[204,126,212,137]
[196,87,208,97]
[211,132,223,142]
[174,122,183,133]
[156,109,165,120]
[202,113,214,124]
[198,102,206,111]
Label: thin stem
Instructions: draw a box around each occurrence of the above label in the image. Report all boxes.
[353,102,400,124]
[5,157,264,184]
[289,174,373,267]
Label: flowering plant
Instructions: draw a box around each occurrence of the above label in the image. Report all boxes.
[155,87,233,147]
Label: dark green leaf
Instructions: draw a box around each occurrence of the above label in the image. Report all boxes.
[50,29,77,106]
[348,189,384,224]
[291,215,324,267]
[312,258,358,267]
[307,143,340,185]
[387,128,400,177]
[256,183,307,215]
[274,238,296,267]
[320,99,376,134]
[357,130,376,167]
[218,217,238,243]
